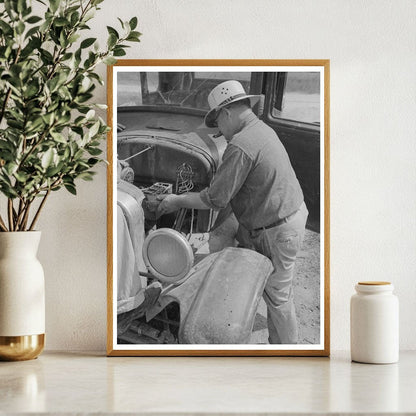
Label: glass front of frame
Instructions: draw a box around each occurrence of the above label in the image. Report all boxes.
[108,61,329,356]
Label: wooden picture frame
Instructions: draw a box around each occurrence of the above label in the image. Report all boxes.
[107,60,330,356]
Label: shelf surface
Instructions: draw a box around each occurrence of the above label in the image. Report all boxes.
[0,350,415,415]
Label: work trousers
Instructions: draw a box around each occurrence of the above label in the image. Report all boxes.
[249,202,308,344]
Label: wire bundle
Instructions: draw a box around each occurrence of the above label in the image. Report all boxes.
[173,163,195,234]
[175,163,194,194]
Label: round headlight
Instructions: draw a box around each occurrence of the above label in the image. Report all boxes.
[142,228,194,284]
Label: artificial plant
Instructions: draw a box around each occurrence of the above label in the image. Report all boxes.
[0,0,140,231]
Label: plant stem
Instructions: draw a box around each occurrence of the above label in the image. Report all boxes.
[7,199,14,231]
[29,190,50,231]
[23,177,63,229]
[14,199,22,229]
[14,199,27,231]
[0,214,8,232]
[21,200,33,231]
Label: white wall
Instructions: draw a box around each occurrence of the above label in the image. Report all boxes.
[33,0,416,351]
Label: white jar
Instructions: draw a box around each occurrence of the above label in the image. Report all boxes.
[350,281,399,364]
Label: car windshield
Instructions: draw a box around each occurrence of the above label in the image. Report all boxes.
[117,71,252,111]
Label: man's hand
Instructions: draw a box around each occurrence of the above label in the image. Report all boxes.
[156,194,181,216]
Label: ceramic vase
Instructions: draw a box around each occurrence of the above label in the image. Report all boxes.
[350,281,399,364]
[0,231,45,361]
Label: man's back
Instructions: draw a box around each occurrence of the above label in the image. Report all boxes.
[227,113,303,230]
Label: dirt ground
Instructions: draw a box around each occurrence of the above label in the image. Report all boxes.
[249,229,321,344]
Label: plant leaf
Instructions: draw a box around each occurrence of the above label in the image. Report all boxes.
[107,33,117,49]
[113,47,126,57]
[14,171,29,183]
[54,17,69,27]
[80,37,96,49]
[5,162,18,176]
[49,0,60,13]
[50,131,67,143]
[0,20,13,35]
[106,26,119,38]
[68,33,80,44]
[16,21,25,35]
[126,32,141,42]
[26,15,42,24]
[87,147,102,156]
[103,56,117,65]
[85,109,95,120]
[41,148,54,169]
[78,171,95,181]
[64,183,77,195]
[129,17,138,30]
[88,120,100,138]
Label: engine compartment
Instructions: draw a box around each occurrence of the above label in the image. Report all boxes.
[117,110,227,234]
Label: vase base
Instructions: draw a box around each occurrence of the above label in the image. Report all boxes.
[0,334,45,361]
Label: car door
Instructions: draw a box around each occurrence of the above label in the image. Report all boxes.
[259,72,321,231]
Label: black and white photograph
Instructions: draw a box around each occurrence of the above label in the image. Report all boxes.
[108,61,329,355]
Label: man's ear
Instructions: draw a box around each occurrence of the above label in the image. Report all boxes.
[223,108,231,120]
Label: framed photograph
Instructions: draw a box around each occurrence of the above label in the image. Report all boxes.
[107,60,330,356]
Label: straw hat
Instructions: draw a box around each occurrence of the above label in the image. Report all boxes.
[204,80,261,128]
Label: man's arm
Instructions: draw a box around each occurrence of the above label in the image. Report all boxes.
[156,145,252,216]
[156,192,209,216]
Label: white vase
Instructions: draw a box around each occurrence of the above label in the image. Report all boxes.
[0,231,45,361]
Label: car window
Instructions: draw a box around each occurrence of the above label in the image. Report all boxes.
[272,72,320,125]
[117,72,252,111]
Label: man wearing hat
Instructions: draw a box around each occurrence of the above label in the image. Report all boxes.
[157,80,308,344]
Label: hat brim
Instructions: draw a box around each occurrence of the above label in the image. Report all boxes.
[204,95,261,128]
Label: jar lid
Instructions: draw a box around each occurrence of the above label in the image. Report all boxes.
[355,281,394,293]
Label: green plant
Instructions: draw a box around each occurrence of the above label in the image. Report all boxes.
[0,0,140,231]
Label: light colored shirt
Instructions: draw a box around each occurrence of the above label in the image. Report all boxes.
[200,112,303,230]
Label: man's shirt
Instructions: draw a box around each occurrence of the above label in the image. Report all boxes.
[200,112,303,230]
